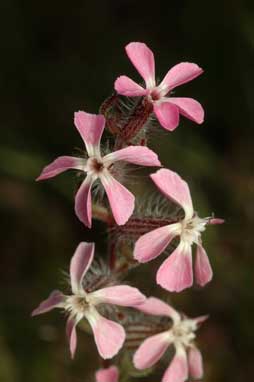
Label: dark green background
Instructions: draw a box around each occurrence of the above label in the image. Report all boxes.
[1,0,253,381]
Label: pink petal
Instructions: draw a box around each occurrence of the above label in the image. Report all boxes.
[66,317,78,359]
[74,111,105,155]
[100,173,134,225]
[156,242,193,292]
[125,42,155,88]
[104,146,161,167]
[70,242,95,294]
[153,102,179,131]
[162,348,188,382]
[135,297,180,322]
[114,75,147,96]
[90,285,146,307]
[188,347,203,379]
[150,169,193,220]
[36,156,84,181]
[31,290,64,316]
[134,332,171,369]
[86,308,125,359]
[74,176,94,228]
[195,245,213,287]
[134,223,180,263]
[209,217,225,225]
[159,62,203,93]
[168,97,204,124]
[96,366,119,382]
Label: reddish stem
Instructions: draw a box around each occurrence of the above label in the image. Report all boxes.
[109,216,179,238]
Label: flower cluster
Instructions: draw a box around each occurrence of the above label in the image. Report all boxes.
[33,42,223,382]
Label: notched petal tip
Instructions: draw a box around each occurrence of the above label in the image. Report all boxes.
[74,110,105,149]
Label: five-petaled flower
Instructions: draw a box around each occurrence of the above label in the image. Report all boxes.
[37,111,161,227]
[134,168,224,292]
[115,42,204,131]
[32,242,146,359]
[95,366,119,382]
[134,297,207,382]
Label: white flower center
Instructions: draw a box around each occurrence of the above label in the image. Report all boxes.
[171,319,196,347]
[180,214,207,245]
[65,295,90,317]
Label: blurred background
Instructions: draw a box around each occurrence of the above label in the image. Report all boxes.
[1,0,253,381]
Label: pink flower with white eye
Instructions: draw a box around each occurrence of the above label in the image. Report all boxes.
[37,111,161,227]
[134,297,207,382]
[95,366,119,382]
[134,168,224,292]
[115,42,204,131]
[32,242,146,359]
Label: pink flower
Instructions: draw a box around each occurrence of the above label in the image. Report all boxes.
[115,42,204,131]
[95,366,119,382]
[134,297,207,382]
[32,242,146,359]
[134,168,224,292]
[37,111,161,227]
